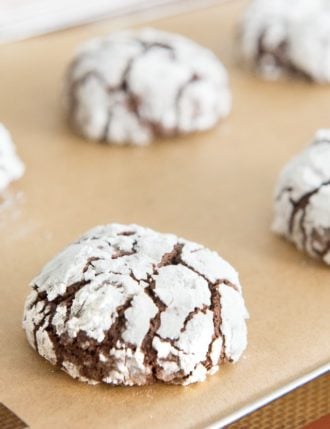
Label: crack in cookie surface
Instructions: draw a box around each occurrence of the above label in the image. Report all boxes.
[239,0,330,82]
[64,28,230,145]
[273,131,330,264]
[23,223,248,385]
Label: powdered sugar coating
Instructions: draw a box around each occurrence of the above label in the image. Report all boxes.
[0,123,24,192]
[65,28,231,145]
[23,223,248,386]
[239,0,330,82]
[272,130,330,264]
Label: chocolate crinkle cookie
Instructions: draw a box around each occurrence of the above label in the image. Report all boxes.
[64,28,231,145]
[272,130,330,265]
[0,123,24,193]
[23,224,248,386]
[238,0,330,82]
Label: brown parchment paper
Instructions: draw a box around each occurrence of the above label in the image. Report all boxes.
[0,1,329,428]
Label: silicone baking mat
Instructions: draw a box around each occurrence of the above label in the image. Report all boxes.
[227,373,330,429]
[0,1,329,428]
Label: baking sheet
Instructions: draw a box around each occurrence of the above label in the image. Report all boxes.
[0,1,329,428]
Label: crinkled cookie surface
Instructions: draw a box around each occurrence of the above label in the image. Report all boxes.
[65,28,231,145]
[23,224,248,386]
[239,0,330,82]
[273,130,330,265]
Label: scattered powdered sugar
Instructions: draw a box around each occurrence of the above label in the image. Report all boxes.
[0,190,24,215]
[239,0,330,82]
[272,129,330,265]
[65,27,231,145]
[23,223,248,386]
[0,190,25,232]
[0,123,24,192]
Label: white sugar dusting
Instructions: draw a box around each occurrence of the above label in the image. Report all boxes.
[273,130,330,264]
[239,0,330,82]
[65,28,231,145]
[0,123,24,192]
[23,223,248,385]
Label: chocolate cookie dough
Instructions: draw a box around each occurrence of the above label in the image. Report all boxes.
[23,224,248,386]
[64,28,231,145]
[239,0,330,82]
[0,124,24,192]
[272,130,330,265]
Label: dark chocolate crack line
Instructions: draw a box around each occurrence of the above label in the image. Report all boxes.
[23,224,248,386]
[273,130,330,265]
[64,28,231,145]
[239,0,330,82]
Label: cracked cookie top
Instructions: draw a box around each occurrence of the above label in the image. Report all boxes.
[272,130,330,265]
[239,0,330,82]
[23,224,248,386]
[0,123,25,192]
[64,28,231,145]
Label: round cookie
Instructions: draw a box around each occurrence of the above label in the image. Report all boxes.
[272,130,330,265]
[238,0,330,82]
[23,223,248,386]
[64,28,231,145]
[0,123,25,192]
